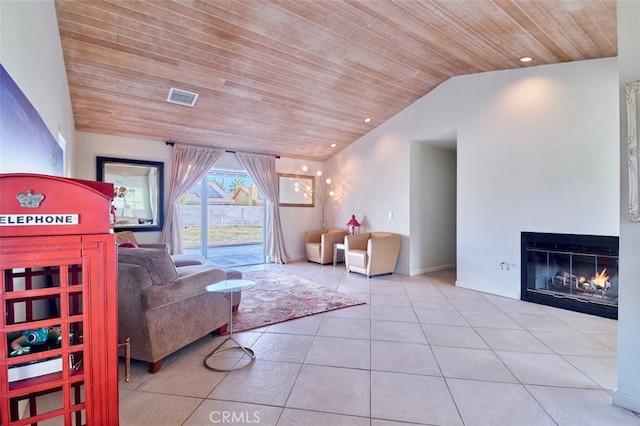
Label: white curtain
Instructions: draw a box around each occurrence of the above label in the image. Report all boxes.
[236,152,290,264]
[161,144,224,253]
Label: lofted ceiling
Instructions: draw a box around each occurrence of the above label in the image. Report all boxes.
[54,0,617,161]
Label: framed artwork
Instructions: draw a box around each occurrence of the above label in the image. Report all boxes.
[0,65,63,175]
[626,80,640,221]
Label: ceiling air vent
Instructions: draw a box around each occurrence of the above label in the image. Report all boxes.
[167,87,198,107]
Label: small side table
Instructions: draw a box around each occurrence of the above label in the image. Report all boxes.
[333,243,345,266]
[204,279,256,372]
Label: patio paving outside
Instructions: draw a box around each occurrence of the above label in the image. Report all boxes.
[184,243,264,268]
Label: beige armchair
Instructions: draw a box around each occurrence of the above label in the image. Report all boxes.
[305,228,348,264]
[344,232,401,277]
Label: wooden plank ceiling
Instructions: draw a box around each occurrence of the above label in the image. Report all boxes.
[55,0,617,161]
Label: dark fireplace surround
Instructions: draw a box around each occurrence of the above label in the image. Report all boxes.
[521,232,619,319]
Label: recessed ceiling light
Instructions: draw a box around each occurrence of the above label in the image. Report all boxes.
[363,117,372,123]
[330,143,337,148]
[519,56,534,63]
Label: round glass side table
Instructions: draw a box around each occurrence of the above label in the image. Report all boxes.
[203,279,256,372]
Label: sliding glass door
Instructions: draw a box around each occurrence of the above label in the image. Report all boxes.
[180,167,265,267]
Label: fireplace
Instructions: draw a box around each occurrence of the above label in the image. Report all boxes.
[521,232,619,319]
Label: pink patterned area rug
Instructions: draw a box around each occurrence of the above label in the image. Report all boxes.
[231,269,365,333]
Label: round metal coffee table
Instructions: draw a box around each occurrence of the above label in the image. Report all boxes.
[204,279,256,372]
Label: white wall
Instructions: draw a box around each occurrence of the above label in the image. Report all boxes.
[410,143,457,274]
[0,0,75,176]
[325,81,459,275]
[614,0,640,414]
[456,58,619,298]
[326,58,618,283]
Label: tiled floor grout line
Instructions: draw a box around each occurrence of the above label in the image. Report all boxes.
[410,272,622,425]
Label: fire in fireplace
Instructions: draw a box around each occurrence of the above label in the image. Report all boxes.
[554,268,611,294]
[521,232,619,319]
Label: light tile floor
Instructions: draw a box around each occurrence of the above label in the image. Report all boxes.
[118,262,640,425]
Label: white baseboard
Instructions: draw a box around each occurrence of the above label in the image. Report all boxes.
[456,280,519,300]
[613,389,640,414]
[410,263,456,276]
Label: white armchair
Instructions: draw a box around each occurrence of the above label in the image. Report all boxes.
[305,228,348,265]
[344,232,401,277]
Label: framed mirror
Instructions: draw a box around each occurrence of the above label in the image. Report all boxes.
[278,173,314,207]
[97,156,164,232]
[626,80,640,221]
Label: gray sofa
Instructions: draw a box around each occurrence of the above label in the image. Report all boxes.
[117,246,241,373]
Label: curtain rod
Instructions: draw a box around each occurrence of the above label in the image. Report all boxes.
[165,140,280,159]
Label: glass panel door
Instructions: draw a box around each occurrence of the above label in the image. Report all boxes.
[180,167,265,267]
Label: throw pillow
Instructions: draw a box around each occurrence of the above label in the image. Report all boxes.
[118,242,139,248]
[115,231,138,246]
